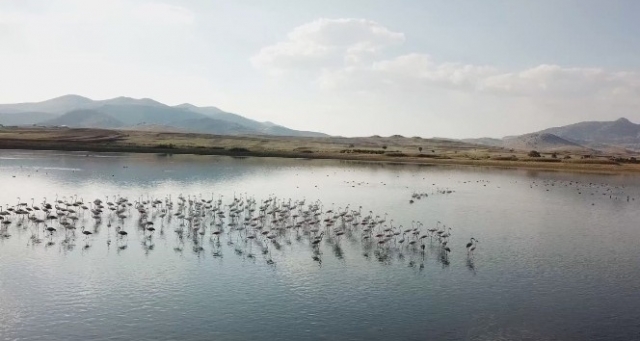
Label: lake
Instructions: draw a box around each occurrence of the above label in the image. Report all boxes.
[1,150,640,341]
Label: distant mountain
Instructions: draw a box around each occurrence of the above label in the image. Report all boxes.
[119,124,189,133]
[537,117,640,150]
[172,117,254,135]
[175,104,268,130]
[461,118,640,153]
[44,109,125,129]
[0,112,57,126]
[0,95,94,114]
[462,137,504,148]
[174,103,226,116]
[502,133,591,152]
[174,104,327,137]
[260,124,327,138]
[0,95,328,138]
[95,104,204,126]
[94,96,166,108]
[464,133,591,152]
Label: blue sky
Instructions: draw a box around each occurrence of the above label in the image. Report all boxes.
[2,0,640,137]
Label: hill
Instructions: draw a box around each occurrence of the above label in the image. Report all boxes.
[43,109,125,129]
[502,133,591,152]
[462,137,504,148]
[0,112,57,126]
[171,117,255,135]
[537,118,640,150]
[0,95,94,114]
[3,126,640,174]
[0,95,328,138]
[95,104,204,126]
[463,134,591,153]
[173,104,327,137]
[461,118,640,154]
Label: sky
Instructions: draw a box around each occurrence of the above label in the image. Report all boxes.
[2,0,640,138]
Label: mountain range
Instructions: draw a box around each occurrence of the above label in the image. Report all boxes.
[464,118,640,154]
[535,118,640,151]
[0,95,327,138]
[1,95,639,154]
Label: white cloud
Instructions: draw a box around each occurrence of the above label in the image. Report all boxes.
[255,18,640,106]
[247,17,640,137]
[318,54,498,93]
[481,65,640,99]
[251,18,405,74]
[321,56,640,104]
[2,5,640,139]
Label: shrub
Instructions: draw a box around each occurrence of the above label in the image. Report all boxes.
[385,152,408,157]
[523,158,561,163]
[154,143,175,149]
[340,149,385,154]
[528,150,541,157]
[491,156,518,161]
[416,153,439,158]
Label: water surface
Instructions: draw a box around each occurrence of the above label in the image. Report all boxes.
[1,150,640,341]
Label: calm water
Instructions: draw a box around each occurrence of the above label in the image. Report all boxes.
[1,150,640,341]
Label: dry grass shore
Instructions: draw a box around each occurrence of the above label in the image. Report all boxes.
[1,126,640,174]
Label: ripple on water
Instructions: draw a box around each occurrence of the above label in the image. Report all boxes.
[1,151,640,340]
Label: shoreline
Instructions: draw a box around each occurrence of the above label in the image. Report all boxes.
[1,127,639,175]
[2,140,639,175]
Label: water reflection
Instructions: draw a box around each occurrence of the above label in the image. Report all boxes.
[2,150,640,340]
[25,189,453,270]
[466,257,477,275]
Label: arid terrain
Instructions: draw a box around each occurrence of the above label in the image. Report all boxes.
[1,126,640,173]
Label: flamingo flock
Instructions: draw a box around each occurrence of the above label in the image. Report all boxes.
[0,193,479,267]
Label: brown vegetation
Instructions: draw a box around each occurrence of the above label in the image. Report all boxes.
[1,126,640,173]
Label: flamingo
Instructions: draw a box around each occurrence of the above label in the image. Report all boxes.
[466,238,479,254]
